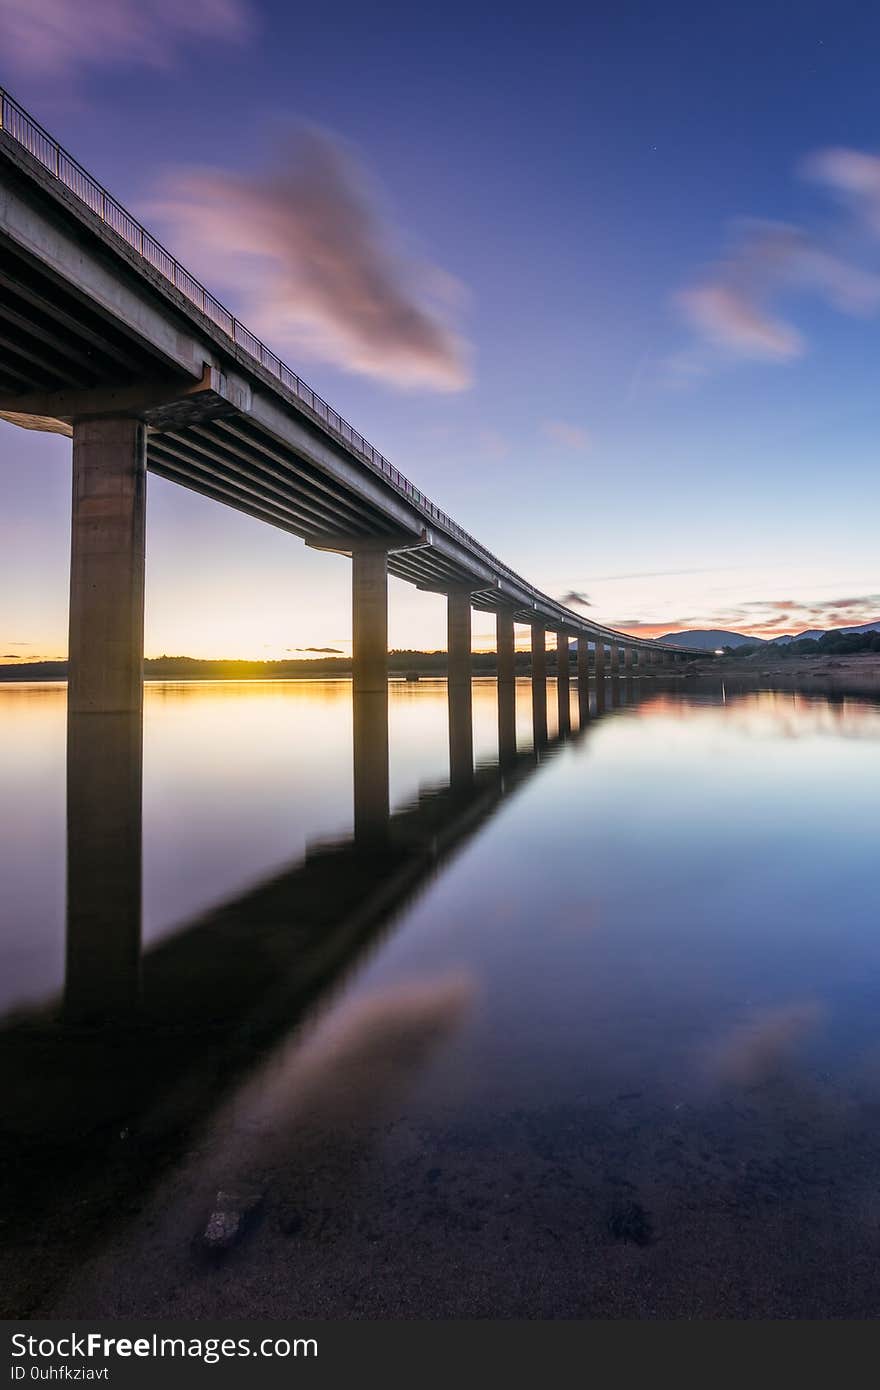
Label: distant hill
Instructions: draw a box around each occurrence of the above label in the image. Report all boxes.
[770,619,880,644]
[654,629,761,649]
[659,618,880,649]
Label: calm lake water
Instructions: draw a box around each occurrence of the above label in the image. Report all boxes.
[3,676,880,1317]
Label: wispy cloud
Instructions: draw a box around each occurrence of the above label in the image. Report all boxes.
[679,279,802,361]
[558,590,592,608]
[0,0,252,77]
[294,646,344,654]
[639,593,880,641]
[477,429,509,460]
[542,419,591,450]
[805,148,880,233]
[676,138,880,374]
[150,127,471,392]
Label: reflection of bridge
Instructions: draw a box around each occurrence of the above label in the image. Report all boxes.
[0,89,708,727]
[0,680,644,1310]
[63,673,628,1026]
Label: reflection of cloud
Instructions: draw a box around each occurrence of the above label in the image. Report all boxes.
[558,590,592,608]
[542,420,591,451]
[0,0,252,77]
[708,1002,824,1087]
[198,974,475,1202]
[150,128,471,391]
[286,974,474,1126]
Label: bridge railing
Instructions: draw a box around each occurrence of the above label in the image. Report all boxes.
[0,87,703,653]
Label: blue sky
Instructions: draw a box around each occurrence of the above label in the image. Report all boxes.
[3,0,880,659]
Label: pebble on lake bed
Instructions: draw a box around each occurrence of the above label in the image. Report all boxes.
[199,1189,263,1253]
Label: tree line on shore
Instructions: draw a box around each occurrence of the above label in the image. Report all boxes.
[722,631,880,659]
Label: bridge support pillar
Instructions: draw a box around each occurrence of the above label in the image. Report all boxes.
[624,647,634,674]
[556,631,571,734]
[530,622,548,747]
[448,591,473,787]
[594,641,606,682]
[577,635,590,723]
[68,417,147,716]
[352,547,389,695]
[610,641,619,677]
[496,609,517,765]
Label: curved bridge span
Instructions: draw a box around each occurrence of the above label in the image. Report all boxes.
[0,87,710,707]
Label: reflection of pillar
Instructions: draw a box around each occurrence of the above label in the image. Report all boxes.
[530,622,547,747]
[69,417,146,716]
[577,634,590,724]
[496,609,517,765]
[637,649,649,679]
[65,712,142,1023]
[556,631,571,734]
[352,547,388,695]
[353,690,390,848]
[448,678,474,789]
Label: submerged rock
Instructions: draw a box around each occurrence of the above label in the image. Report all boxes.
[199,1188,263,1253]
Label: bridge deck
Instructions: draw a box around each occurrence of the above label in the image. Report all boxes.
[0,88,704,654]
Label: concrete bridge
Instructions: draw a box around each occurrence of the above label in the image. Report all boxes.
[0,88,709,746]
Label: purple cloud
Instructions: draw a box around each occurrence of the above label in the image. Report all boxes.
[149,128,471,391]
[0,0,252,77]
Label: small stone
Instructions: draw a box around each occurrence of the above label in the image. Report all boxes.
[199,1188,263,1253]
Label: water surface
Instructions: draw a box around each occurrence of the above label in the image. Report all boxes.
[3,677,880,1317]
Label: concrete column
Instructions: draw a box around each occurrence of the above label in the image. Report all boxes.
[624,647,634,674]
[68,417,147,716]
[594,641,606,682]
[556,631,571,734]
[448,591,473,786]
[610,641,619,676]
[577,635,590,724]
[353,690,390,848]
[448,590,472,688]
[352,547,388,695]
[496,609,517,765]
[65,711,142,1022]
[530,622,547,747]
